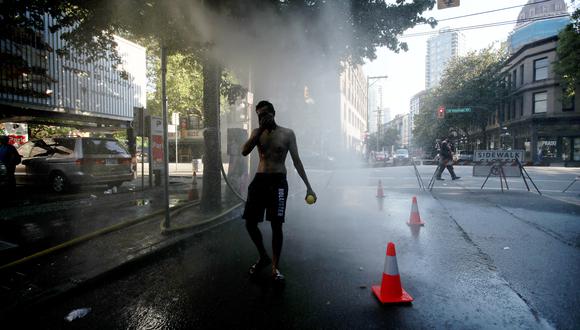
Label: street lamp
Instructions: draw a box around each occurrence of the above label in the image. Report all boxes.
[367,75,388,154]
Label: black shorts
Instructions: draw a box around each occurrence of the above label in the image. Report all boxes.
[242,173,288,223]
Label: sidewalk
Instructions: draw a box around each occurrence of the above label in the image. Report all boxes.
[0,176,244,319]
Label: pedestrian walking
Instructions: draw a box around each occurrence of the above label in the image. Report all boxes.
[435,137,460,181]
[0,135,21,193]
[241,100,316,283]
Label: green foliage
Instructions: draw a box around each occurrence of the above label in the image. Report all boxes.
[143,41,245,120]
[555,8,580,98]
[0,0,436,66]
[367,126,400,152]
[413,46,508,151]
[28,125,74,139]
[146,51,204,118]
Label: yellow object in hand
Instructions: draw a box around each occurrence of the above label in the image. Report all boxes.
[306,194,316,205]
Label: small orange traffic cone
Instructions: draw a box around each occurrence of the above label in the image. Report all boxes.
[377,180,385,198]
[372,242,413,304]
[188,171,199,201]
[407,196,425,226]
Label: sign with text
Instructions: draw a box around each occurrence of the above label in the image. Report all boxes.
[150,116,164,170]
[169,129,204,140]
[446,107,472,113]
[474,150,524,162]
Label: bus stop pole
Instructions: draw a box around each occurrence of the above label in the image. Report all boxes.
[161,46,171,228]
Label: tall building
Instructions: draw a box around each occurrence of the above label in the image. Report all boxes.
[425,28,466,89]
[407,90,427,151]
[339,62,368,154]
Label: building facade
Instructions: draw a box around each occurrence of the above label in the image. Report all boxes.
[340,62,368,154]
[425,29,466,90]
[490,36,579,165]
[483,1,579,165]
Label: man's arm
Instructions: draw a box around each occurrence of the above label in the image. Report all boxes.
[287,130,316,200]
[241,128,263,156]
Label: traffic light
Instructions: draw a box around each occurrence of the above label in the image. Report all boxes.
[437,106,446,119]
[437,0,460,10]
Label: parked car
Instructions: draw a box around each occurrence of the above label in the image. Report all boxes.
[15,137,134,193]
[393,149,410,166]
[374,151,389,161]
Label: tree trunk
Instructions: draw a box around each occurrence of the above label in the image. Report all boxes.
[201,57,222,211]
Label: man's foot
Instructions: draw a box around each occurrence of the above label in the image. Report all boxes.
[436,177,444,181]
[272,268,285,283]
[248,256,272,275]
[452,176,461,180]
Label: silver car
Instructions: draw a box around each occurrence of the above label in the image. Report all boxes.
[15,137,134,193]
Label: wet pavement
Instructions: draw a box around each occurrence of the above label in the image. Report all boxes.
[3,165,578,328]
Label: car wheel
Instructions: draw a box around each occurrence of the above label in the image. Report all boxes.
[50,172,69,193]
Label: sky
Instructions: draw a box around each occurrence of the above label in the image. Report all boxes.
[363,0,577,120]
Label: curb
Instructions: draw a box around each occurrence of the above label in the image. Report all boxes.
[0,204,243,319]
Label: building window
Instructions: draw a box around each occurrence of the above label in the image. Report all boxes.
[533,91,548,113]
[534,58,549,81]
[519,96,524,117]
[574,138,580,161]
[512,70,517,88]
[519,64,524,85]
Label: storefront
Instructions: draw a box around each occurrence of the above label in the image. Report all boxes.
[536,136,580,163]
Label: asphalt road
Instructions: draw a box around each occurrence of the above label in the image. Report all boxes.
[13,165,580,329]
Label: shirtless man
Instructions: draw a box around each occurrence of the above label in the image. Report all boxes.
[241,100,316,282]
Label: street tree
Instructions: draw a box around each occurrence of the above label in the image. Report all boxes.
[555,8,580,99]
[413,46,508,152]
[367,125,401,152]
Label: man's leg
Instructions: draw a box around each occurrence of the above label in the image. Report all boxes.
[447,164,460,180]
[245,220,268,258]
[245,220,272,276]
[435,162,445,179]
[271,221,283,270]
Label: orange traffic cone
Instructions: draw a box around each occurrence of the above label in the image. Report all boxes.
[188,172,199,201]
[372,242,413,304]
[407,196,425,226]
[377,180,385,198]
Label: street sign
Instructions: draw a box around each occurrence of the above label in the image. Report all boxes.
[446,107,472,113]
[437,0,460,10]
[474,150,524,162]
[150,116,164,170]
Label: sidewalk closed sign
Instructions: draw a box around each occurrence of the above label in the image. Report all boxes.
[473,150,524,178]
[474,150,524,162]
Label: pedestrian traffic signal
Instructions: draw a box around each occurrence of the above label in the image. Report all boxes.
[437,106,445,119]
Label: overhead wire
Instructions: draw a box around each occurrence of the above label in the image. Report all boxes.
[432,0,556,23]
[401,13,571,38]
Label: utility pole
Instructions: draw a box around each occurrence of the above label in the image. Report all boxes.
[366,75,388,153]
[374,107,382,152]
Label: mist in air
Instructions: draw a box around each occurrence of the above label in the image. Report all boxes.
[145,2,359,148]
